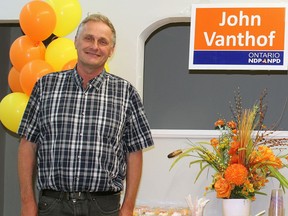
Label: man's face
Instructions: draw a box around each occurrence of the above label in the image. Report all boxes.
[74,21,115,70]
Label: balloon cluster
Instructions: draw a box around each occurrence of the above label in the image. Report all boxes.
[0,0,82,133]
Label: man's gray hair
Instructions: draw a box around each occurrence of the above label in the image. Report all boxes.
[75,13,116,47]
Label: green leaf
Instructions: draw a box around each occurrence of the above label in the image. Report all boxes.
[268,166,288,189]
[169,147,197,171]
[194,163,210,183]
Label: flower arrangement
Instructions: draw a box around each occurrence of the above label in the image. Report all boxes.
[168,89,288,200]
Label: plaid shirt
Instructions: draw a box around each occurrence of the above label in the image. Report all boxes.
[18,69,154,192]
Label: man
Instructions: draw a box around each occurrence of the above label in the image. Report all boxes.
[18,13,154,216]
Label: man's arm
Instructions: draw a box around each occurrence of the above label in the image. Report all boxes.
[120,150,143,216]
[18,137,38,216]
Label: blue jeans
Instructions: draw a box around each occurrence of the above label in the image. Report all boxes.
[38,191,120,216]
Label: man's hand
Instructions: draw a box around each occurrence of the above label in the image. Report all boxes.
[21,201,37,216]
[119,205,133,216]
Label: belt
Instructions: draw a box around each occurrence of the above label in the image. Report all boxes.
[41,189,120,200]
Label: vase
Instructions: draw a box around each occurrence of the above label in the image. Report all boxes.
[222,199,251,216]
[268,189,284,216]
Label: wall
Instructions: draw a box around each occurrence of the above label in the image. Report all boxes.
[1,0,288,94]
[0,25,22,216]
[1,0,288,215]
[0,0,205,96]
[144,23,288,130]
[0,26,10,216]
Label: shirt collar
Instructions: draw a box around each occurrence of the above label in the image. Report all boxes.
[72,68,107,91]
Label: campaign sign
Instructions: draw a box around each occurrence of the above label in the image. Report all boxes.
[189,4,288,70]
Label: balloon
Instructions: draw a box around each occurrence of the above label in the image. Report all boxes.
[20,60,54,96]
[104,62,110,72]
[45,38,77,71]
[19,1,56,42]
[46,0,82,37]
[9,35,46,72]
[0,92,29,133]
[62,59,77,70]
[8,67,24,93]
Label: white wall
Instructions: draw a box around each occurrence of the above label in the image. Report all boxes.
[1,0,288,215]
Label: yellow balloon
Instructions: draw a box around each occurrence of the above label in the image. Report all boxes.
[104,62,110,72]
[46,0,82,37]
[45,38,78,71]
[0,92,29,133]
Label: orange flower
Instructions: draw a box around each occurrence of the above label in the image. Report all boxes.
[210,138,219,147]
[227,121,237,129]
[229,154,239,164]
[250,146,283,168]
[214,177,232,198]
[224,164,248,186]
[243,180,254,193]
[228,141,240,155]
[232,135,238,141]
[274,157,283,169]
[250,173,268,191]
[214,119,225,128]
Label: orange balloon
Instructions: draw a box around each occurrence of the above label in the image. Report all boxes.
[9,35,46,72]
[62,59,77,70]
[8,67,24,93]
[20,60,54,96]
[19,1,56,42]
